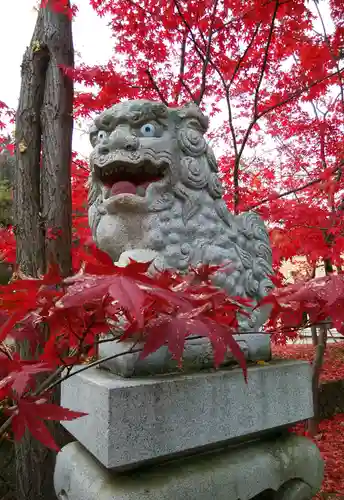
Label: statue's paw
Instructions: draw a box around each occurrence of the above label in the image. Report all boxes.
[114,249,159,268]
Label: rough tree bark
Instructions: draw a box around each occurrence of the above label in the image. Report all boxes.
[311,325,318,346]
[308,325,327,436]
[0,146,14,284]
[13,1,74,499]
[308,260,332,436]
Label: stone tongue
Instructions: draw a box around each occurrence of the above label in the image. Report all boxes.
[111,181,137,196]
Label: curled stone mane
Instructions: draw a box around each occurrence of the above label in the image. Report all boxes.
[87,99,274,331]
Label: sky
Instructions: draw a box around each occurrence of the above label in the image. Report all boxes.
[0,0,112,157]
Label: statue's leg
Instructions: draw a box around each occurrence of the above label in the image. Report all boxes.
[275,479,313,500]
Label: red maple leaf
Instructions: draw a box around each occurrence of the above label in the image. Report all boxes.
[7,397,86,451]
[0,357,53,398]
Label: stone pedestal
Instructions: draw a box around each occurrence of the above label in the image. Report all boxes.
[98,333,271,377]
[54,434,323,500]
[54,360,324,499]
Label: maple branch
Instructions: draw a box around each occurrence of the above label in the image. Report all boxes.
[273,134,313,178]
[219,24,261,173]
[179,32,187,75]
[0,415,13,440]
[230,3,278,211]
[172,0,216,107]
[145,69,169,106]
[223,89,238,158]
[312,0,344,112]
[253,0,279,118]
[33,365,66,396]
[179,78,198,104]
[257,68,344,119]
[175,31,188,104]
[226,22,262,212]
[235,68,344,209]
[310,100,328,171]
[45,346,142,392]
[0,343,13,360]
[212,0,284,35]
[246,164,343,211]
[72,159,89,172]
[196,0,219,104]
[123,0,151,18]
[228,23,260,89]
[173,4,257,163]
[173,0,202,59]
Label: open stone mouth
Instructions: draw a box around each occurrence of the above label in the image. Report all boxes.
[94,161,166,198]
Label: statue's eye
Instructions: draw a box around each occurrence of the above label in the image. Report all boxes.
[98,130,108,141]
[140,123,156,137]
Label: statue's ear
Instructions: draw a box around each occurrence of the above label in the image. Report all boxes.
[177,123,207,157]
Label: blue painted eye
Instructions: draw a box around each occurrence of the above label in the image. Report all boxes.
[140,123,156,137]
[98,130,108,141]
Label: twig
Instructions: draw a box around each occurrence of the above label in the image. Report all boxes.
[179,78,198,103]
[258,68,344,120]
[0,416,13,440]
[246,164,342,211]
[253,0,279,118]
[44,345,142,392]
[228,23,260,89]
[223,23,260,167]
[33,365,66,396]
[175,32,188,103]
[312,0,344,111]
[234,1,277,211]
[197,0,220,104]
[145,69,169,106]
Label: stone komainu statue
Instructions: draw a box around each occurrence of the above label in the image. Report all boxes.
[88,100,273,331]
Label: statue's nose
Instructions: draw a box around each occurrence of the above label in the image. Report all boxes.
[98,127,139,155]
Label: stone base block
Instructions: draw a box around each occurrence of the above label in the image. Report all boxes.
[54,434,324,500]
[99,333,271,377]
[61,360,313,470]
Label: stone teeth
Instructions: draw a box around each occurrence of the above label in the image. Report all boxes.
[102,187,111,199]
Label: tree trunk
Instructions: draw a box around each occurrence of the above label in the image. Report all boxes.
[307,259,332,435]
[311,325,318,346]
[14,2,74,499]
[308,325,327,436]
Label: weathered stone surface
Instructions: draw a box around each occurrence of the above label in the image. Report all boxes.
[54,434,323,500]
[276,479,313,500]
[87,100,274,331]
[61,360,313,470]
[99,333,271,377]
